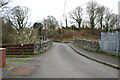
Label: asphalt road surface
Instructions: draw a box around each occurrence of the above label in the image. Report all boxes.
[29,43,118,78]
[4,43,118,78]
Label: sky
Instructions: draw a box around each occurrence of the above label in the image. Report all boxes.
[7,0,120,25]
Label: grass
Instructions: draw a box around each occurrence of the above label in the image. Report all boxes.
[7,59,27,62]
[6,53,42,58]
[96,52,120,58]
[74,43,120,58]
[6,55,35,58]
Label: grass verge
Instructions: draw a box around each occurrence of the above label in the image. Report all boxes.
[73,43,120,58]
[7,59,27,62]
[6,53,42,58]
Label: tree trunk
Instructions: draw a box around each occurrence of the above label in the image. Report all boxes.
[78,23,81,30]
[91,20,95,35]
[78,20,82,30]
[106,23,109,32]
[100,21,103,31]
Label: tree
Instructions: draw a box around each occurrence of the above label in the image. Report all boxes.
[86,1,99,29]
[70,25,77,30]
[57,27,62,36]
[43,16,58,30]
[4,6,31,43]
[0,0,11,8]
[104,8,117,32]
[97,5,105,30]
[116,14,120,29]
[2,19,17,44]
[42,19,47,37]
[109,14,117,31]
[33,22,43,36]
[33,22,42,29]
[69,6,83,30]
[6,6,30,31]
[42,16,58,38]
[46,16,58,29]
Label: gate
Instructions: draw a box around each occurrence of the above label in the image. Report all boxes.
[100,31,120,55]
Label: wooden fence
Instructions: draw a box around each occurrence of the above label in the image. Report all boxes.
[1,40,53,55]
[1,44,34,55]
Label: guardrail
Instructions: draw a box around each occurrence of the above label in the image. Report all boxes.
[1,40,53,55]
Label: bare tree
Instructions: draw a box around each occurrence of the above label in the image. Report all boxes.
[42,19,48,38]
[69,6,83,30]
[86,1,99,29]
[4,6,31,43]
[0,0,11,8]
[42,16,58,39]
[46,16,58,29]
[97,5,105,30]
[116,14,120,29]
[5,6,30,31]
[104,8,116,32]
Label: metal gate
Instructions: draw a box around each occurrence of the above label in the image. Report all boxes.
[100,31,120,55]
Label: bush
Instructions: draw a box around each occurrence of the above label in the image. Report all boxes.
[2,21,18,44]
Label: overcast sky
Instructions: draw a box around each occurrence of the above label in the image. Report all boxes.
[8,0,120,25]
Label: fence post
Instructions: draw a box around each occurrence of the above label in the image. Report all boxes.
[0,48,6,67]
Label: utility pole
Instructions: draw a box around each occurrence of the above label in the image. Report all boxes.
[65,17,68,28]
[72,25,74,41]
[60,21,63,42]
[63,0,67,28]
[118,1,120,29]
[44,20,47,40]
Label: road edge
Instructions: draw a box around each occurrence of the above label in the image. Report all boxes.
[67,43,120,70]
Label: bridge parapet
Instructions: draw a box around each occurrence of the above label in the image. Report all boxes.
[34,40,53,54]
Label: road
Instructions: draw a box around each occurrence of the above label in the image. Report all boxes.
[4,43,118,78]
[30,43,118,78]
